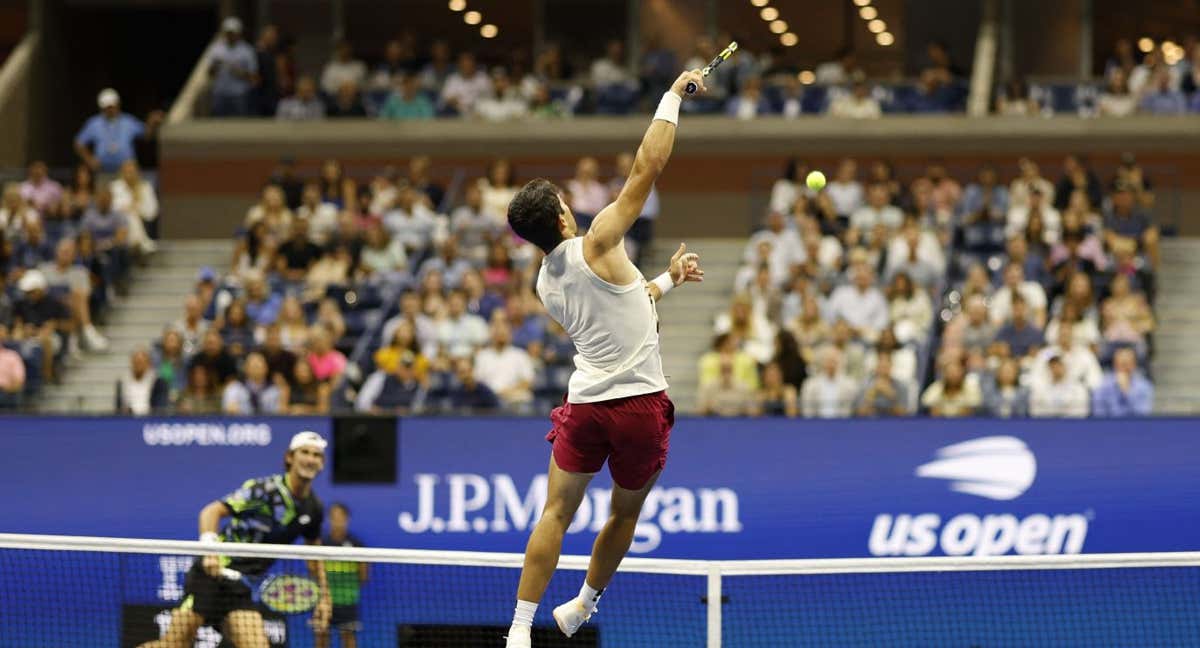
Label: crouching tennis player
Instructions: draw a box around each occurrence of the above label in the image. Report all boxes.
[142,431,332,647]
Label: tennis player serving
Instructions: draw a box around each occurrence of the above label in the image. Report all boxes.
[141,431,332,648]
[504,68,708,647]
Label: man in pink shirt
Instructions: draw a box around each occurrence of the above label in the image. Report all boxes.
[0,324,27,400]
[306,326,346,383]
[566,157,610,217]
[19,161,64,218]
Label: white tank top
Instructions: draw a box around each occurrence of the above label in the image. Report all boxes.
[536,237,668,403]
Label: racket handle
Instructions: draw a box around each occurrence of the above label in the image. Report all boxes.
[221,568,243,581]
[685,81,698,95]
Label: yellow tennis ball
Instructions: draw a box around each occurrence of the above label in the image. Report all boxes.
[806,170,826,191]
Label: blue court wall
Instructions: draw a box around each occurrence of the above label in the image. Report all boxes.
[2,416,1200,560]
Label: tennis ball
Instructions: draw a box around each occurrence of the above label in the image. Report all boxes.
[806,170,826,191]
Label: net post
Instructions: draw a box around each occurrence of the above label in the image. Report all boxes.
[706,562,722,647]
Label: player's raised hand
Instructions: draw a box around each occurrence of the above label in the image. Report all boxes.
[670,69,706,97]
[668,243,704,286]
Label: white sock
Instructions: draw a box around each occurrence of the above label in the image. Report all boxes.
[511,600,538,628]
[579,581,604,615]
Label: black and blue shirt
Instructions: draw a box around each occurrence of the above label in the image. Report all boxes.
[218,474,323,575]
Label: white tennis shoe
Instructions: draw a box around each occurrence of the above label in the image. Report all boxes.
[504,625,531,648]
[552,597,595,638]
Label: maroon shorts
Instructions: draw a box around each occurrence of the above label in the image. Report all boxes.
[546,391,675,490]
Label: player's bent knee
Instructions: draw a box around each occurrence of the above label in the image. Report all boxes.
[154,609,203,647]
[225,610,269,648]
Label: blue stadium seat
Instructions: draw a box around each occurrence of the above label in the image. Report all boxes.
[1049,84,1079,114]
[11,342,42,397]
[323,284,351,305]
[761,84,785,113]
[801,85,829,114]
[329,376,356,411]
[365,89,391,117]
[350,284,385,311]
[343,310,370,337]
[682,96,724,114]
[885,84,917,113]
[1074,83,1101,115]
[42,221,73,245]
[594,83,639,115]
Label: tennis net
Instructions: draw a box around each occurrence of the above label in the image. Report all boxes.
[1,533,1198,647]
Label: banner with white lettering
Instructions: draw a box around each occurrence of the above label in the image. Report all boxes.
[3,417,1200,558]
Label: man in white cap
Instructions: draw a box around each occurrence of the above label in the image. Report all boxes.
[141,431,333,648]
[74,88,162,174]
[208,16,258,117]
[13,269,67,381]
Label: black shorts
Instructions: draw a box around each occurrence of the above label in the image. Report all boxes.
[181,562,257,625]
[331,604,362,632]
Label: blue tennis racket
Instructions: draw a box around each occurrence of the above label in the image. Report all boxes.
[222,568,321,615]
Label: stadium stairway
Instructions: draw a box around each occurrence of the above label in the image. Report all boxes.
[643,238,745,414]
[35,240,230,413]
[1151,238,1200,414]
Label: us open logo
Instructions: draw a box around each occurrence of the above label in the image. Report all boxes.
[869,436,1088,557]
[915,436,1037,500]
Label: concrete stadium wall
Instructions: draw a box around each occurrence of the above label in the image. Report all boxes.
[0,34,36,168]
[159,116,1200,239]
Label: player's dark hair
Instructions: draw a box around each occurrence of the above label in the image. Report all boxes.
[508,178,565,254]
[330,502,351,516]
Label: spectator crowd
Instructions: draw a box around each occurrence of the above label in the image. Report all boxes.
[122,152,662,417]
[203,24,1200,122]
[997,36,1200,117]
[700,153,1160,419]
[4,27,1192,415]
[0,83,165,408]
[204,20,988,121]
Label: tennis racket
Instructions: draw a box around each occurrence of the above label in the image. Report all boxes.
[222,568,322,615]
[686,41,738,95]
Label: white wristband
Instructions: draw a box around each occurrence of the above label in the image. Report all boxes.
[651,272,675,297]
[653,92,681,125]
[200,532,220,544]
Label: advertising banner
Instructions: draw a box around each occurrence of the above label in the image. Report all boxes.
[4,416,1200,646]
[4,416,1200,559]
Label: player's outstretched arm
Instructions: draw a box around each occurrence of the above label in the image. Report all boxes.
[198,500,228,537]
[198,500,230,578]
[647,242,704,302]
[586,69,706,255]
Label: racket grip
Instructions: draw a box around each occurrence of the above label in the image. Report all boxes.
[221,568,243,581]
[684,81,698,95]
